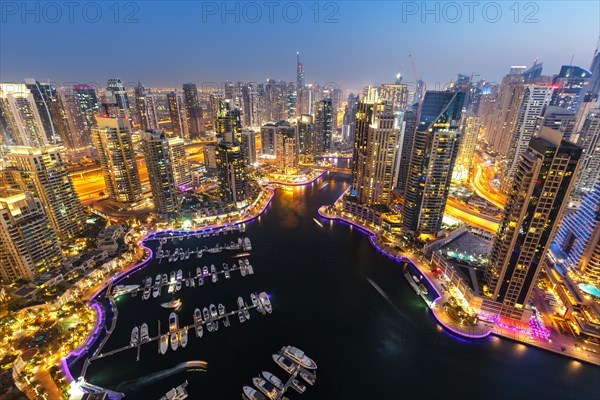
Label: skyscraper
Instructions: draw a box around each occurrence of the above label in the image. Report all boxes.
[296,52,304,89]
[590,43,600,96]
[505,85,553,180]
[342,94,358,146]
[0,83,47,147]
[485,127,582,320]
[275,122,298,174]
[297,114,316,161]
[141,130,179,217]
[395,105,418,193]
[7,146,85,241]
[241,83,262,128]
[452,115,480,183]
[260,123,277,156]
[380,82,410,112]
[62,84,100,150]
[350,88,399,207]
[554,181,600,287]
[241,130,257,165]
[168,137,192,189]
[550,65,592,112]
[403,91,464,235]
[91,117,143,204]
[314,98,333,153]
[575,108,600,193]
[107,78,130,116]
[0,189,63,282]
[215,143,248,206]
[534,106,576,142]
[215,99,242,141]
[135,83,159,131]
[24,78,60,143]
[167,91,189,140]
[182,83,203,137]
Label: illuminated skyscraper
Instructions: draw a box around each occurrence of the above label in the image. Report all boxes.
[394,105,418,194]
[215,99,242,141]
[550,65,592,112]
[7,146,85,241]
[182,83,203,137]
[380,83,410,112]
[166,91,189,140]
[241,130,257,165]
[91,117,143,204]
[296,52,304,89]
[24,78,60,143]
[168,137,192,189]
[554,181,600,287]
[590,43,600,96]
[534,106,575,142]
[297,114,316,161]
[575,108,600,193]
[350,88,399,207]
[242,83,262,127]
[260,123,277,156]
[63,84,100,149]
[403,91,464,235]
[107,78,130,116]
[485,128,582,320]
[215,143,248,205]
[452,115,480,183]
[505,85,553,180]
[342,93,358,146]
[314,98,333,153]
[135,83,159,131]
[141,130,179,216]
[0,83,47,147]
[0,189,63,282]
[275,122,298,174]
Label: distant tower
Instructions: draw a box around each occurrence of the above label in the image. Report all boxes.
[0,83,47,147]
[486,128,582,320]
[550,65,592,112]
[168,136,192,189]
[297,114,316,162]
[314,98,333,153]
[395,104,418,193]
[167,91,189,140]
[589,40,600,96]
[24,78,60,143]
[275,122,298,174]
[452,115,480,183]
[296,52,304,89]
[260,123,277,157]
[135,83,159,131]
[182,83,203,137]
[0,189,63,282]
[92,117,143,204]
[215,143,249,206]
[403,91,464,235]
[575,108,600,193]
[241,130,257,165]
[107,78,130,116]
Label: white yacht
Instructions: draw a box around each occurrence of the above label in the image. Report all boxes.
[140,323,149,342]
[142,287,151,300]
[261,371,284,390]
[155,274,161,286]
[280,346,317,369]
[202,266,209,276]
[168,283,175,294]
[112,284,139,297]
[290,378,306,394]
[152,285,161,298]
[223,264,230,279]
[175,280,182,291]
[176,269,183,281]
[238,310,246,323]
[169,312,178,332]
[130,326,139,346]
[243,307,251,321]
[159,334,168,354]
[237,296,245,309]
[242,386,266,400]
[247,264,254,275]
[210,264,216,274]
[259,293,272,314]
[212,273,218,283]
[160,381,188,400]
[198,276,204,286]
[250,293,259,307]
[196,267,201,277]
[180,328,188,348]
[243,237,252,251]
[272,354,295,374]
[170,331,179,351]
[193,308,204,338]
[252,377,278,399]
[170,271,176,283]
[299,370,316,385]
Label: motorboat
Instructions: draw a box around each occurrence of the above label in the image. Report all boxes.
[272,354,295,374]
[170,331,179,351]
[210,264,216,274]
[242,386,266,400]
[143,287,151,300]
[247,264,254,275]
[168,283,175,294]
[153,285,161,298]
[212,273,218,283]
[299,370,316,385]
[290,378,306,394]
[170,271,176,283]
[218,303,226,316]
[259,293,272,314]
[237,296,245,309]
[261,371,284,390]
[180,328,188,348]
[244,258,249,266]
[238,310,246,323]
[196,267,201,277]
[252,377,278,399]
[193,308,203,338]
[160,381,188,400]
[280,346,317,369]
[250,293,259,307]
[169,312,178,332]
[140,323,149,342]
[196,249,202,259]
[198,276,204,286]
[175,280,182,291]
[244,308,250,321]
[223,264,230,279]
[130,326,139,346]
[218,304,229,327]
[212,319,219,331]
[209,304,218,319]
[155,274,161,286]
[203,307,210,321]
[162,274,168,285]
[112,285,139,297]
[243,237,252,251]
[159,334,168,354]
[240,264,247,277]
[176,269,183,281]
[202,266,209,276]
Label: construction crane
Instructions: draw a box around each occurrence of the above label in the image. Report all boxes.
[408,54,425,104]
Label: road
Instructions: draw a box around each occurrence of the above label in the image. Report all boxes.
[472,158,507,209]
[444,198,500,233]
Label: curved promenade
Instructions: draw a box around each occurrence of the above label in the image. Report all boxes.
[61,188,275,389]
[268,169,327,186]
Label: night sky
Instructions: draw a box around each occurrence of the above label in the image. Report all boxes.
[1,1,598,91]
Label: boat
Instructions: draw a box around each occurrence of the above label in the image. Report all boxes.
[169,312,178,332]
[210,264,216,274]
[242,386,266,400]
[168,283,175,294]
[223,314,230,328]
[162,274,168,284]
[176,269,183,281]
[243,237,252,251]
[160,381,188,400]
[233,252,250,258]
[299,370,316,385]
[238,237,243,247]
[281,346,317,369]
[261,371,284,390]
[209,304,218,319]
[203,307,211,321]
[196,249,202,259]
[193,308,204,338]
[237,296,245,309]
[112,284,139,297]
[175,280,182,291]
[130,326,139,346]
[212,273,218,283]
[170,271,176,283]
[412,275,420,283]
[155,274,161,286]
[272,354,295,374]
[247,264,254,275]
[238,310,246,323]
[290,379,306,394]
[185,278,190,287]
[159,334,168,354]
[223,264,230,279]
[180,328,188,348]
[218,303,226,316]
[196,267,201,277]
[198,276,204,286]
[170,331,179,351]
[206,246,221,254]
[419,283,428,295]
[250,293,259,307]
[252,377,278,399]
[213,319,219,331]
[244,308,250,321]
[240,264,247,277]
[142,287,151,300]
[145,277,152,287]
[140,323,149,342]
[202,266,209,276]
[244,258,250,266]
[259,293,272,314]
[153,285,161,298]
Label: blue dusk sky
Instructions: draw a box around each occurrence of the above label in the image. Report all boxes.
[1,1,599,91]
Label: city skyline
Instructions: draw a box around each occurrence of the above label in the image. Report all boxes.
[1,2,598,90]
